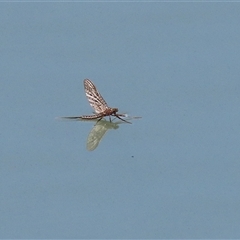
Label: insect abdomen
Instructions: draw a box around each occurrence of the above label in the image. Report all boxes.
[80,114,103,119]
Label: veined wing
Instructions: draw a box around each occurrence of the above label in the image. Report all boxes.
[84,79,108,114]
[87,120,119,151]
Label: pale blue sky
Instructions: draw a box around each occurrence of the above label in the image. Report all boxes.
[1,3,240,238]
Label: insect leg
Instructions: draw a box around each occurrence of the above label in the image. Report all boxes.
[114,114,132,124]
[96,117,103,123]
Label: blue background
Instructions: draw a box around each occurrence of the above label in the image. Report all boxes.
[1,3,240,238]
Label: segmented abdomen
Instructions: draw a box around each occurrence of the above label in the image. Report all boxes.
[80,114,103,119]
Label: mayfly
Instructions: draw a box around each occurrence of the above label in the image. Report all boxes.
[63,79,131,124]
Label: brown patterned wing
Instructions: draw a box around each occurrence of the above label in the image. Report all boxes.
[84,79,109,114]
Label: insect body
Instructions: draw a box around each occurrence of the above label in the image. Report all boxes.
[65,79,131,124]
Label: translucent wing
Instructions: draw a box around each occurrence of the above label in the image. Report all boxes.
[87,120,119,151]
[84,79,108,114]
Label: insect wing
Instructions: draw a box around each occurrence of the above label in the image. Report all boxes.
[84,79,108,114]
[87,120,119,151]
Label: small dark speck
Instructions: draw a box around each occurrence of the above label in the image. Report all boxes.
[131,156,134,158]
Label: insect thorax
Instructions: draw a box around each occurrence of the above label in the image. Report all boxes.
[104,107,118,116]
[111,108,118,113]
